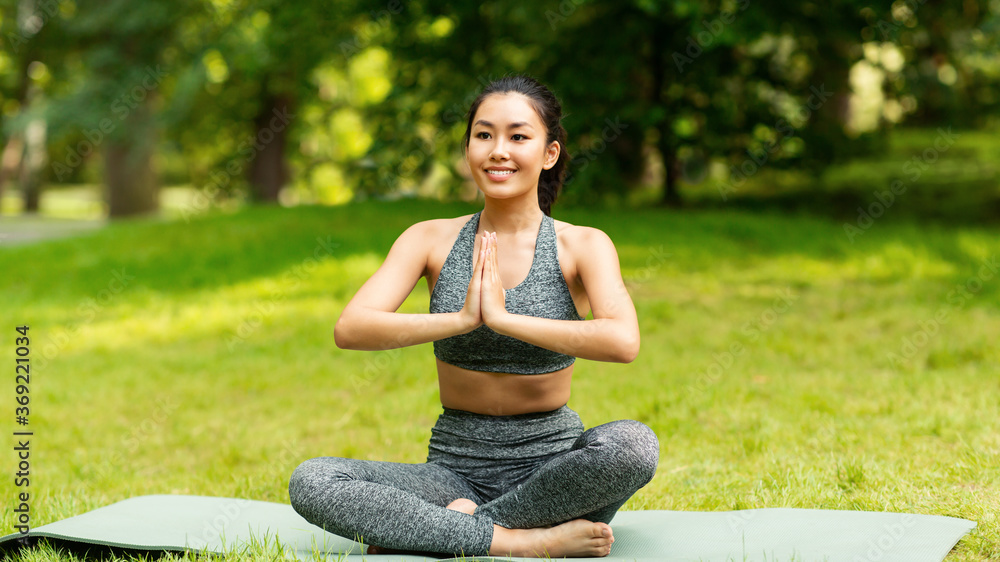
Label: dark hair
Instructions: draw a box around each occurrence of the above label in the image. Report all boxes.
[462,74,569,217]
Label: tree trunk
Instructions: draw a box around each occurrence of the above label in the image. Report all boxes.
[13,10,42,213]
[658,136,683,208]
[802,37,856,169]
[105,99,158,218]
[247,92,294,203]
[20,116,46,213]
[0,135,24,209]
[649,18,683,208]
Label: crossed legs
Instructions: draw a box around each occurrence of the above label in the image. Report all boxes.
[456,419,660,558]
[288,418,659,557]
[288,457,493,556]
[473,419,659,528]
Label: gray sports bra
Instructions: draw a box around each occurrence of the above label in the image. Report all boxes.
[429,210,584,375]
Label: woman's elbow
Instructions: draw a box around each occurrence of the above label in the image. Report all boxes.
[619,333,639,363]
[333,315,354,349]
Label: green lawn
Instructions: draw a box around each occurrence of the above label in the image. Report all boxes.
[1,198,998,561]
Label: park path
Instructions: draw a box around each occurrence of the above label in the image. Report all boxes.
[0,216,107,247]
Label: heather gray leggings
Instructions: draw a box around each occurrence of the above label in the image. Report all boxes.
[288,404,659,557]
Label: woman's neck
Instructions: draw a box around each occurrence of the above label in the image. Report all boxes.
[479,201,544,235]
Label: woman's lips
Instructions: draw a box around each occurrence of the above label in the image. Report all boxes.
[486,169,517,181]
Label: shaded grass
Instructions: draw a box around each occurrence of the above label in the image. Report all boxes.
[677,127,1000,225]
[1,198,998,561]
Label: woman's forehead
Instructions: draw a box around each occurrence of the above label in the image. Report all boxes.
[475,93,541,126]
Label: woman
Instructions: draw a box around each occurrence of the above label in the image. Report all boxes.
[289,74,659,558]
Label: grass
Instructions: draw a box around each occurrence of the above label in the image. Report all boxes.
[674,128,1000,225]
[0,197,997,561]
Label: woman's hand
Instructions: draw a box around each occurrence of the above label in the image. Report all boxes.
[480,232,509,327]
[460,233,489,332]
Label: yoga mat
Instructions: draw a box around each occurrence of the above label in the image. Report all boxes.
[0,494,976,561]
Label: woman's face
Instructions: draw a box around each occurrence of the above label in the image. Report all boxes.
[465,92,560,197]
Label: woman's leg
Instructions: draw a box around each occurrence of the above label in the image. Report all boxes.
[471,419,660,530]
[288,456,494,556]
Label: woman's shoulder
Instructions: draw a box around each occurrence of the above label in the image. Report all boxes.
[552,218,622,283]
[422,213,477,233]
[405,213,477,247]
[552,217,613,248]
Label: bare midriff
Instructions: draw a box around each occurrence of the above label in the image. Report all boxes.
[436,357,574,415]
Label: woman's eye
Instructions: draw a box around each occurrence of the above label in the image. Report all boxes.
[476,132,490,139]
[512,134,526,141]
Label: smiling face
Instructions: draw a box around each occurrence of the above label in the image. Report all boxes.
[464,92,560,196]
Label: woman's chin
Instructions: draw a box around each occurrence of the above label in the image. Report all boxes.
[478,180,532,197]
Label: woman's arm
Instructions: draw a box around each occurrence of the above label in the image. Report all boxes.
[334,221,477,351]
[488,226,639,363]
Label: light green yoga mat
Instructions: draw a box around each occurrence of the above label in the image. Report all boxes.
[0,494,976,561]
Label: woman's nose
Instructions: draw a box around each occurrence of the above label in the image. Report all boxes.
[490,143,509,160]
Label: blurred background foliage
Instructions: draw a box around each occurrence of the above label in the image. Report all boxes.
[0,0,998,220]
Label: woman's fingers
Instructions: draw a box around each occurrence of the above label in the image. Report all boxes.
[476,234,488,278]
[487,235,496,279]
[490,233,499,284]
[475,235,483,273]
[480,233,488,265]
[462,234,488,328]
[482,232,504,301]
[480,234,490,278]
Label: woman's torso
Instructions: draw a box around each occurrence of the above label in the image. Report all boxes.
[425,212,591,415]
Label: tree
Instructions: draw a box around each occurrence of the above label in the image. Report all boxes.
[364,0,997,209]
[43,0,206,218]
[0,0,57,213]
[157,0,358,205]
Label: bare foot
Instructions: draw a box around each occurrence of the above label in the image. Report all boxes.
[491,518,615,558]
[446,497,479,515]
[447,498,562,527]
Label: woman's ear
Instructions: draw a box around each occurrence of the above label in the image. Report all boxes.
[543,140,560,170]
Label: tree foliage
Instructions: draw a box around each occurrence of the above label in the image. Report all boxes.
[0,0,996,216]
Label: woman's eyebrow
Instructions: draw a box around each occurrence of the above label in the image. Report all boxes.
[473,120,535,130]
